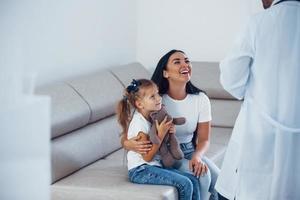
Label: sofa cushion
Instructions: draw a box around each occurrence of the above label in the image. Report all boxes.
[210,99,242,128]
[207,127,233,168]
[66,71,124,123]
[191,62,235,100]
[36,83,90,139]
[51,126,232,199]
[110,62,151,87]
[51,116,121,183]
[52,149,178,200]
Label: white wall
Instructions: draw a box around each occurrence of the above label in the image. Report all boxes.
[1,0,262,87]
[136,0,262,71]
[1,0,137,87]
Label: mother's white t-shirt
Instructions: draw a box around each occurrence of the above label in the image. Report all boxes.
[162,93,212,144]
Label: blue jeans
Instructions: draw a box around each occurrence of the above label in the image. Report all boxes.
[128,164,200,200]
[174,142,220,200]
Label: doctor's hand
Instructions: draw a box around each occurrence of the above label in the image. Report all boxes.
[189,155,208,178]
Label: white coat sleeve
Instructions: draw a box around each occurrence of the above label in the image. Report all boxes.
[220,17,257,100]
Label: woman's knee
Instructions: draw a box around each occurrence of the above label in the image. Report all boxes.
[199,168,211,189]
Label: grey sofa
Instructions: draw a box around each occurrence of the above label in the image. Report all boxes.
[36,62,241,200]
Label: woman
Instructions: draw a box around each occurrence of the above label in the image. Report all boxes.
[122,50,219,200]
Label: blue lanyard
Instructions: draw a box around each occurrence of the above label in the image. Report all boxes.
[274,0,300,6]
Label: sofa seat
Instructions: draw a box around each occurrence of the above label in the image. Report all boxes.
[52,149,178,200]
[51,126,231,200]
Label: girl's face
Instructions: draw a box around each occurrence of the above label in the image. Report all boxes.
[163,52,191,84]
[137,86,162,112]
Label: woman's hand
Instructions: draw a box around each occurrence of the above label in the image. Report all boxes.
[155,116,173,139]
[188,121,210,177]
[189,154,208,178]
[124,136,152,155]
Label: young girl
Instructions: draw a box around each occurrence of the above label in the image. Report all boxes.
[117,79,200,200]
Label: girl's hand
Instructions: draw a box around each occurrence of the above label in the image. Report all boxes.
[124,136,152,155]
[189,155,208,178]
[155,116,173,139]
[169,124,176,134]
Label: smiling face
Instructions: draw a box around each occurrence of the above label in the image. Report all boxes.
[163,52,192,84]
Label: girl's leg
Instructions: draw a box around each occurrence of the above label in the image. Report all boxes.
[128,165,194,200]
[170,168,201,200]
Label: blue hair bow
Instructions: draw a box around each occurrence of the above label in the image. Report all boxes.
[126,79,140,93]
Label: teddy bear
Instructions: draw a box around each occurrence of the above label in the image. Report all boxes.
[139,106,185,168]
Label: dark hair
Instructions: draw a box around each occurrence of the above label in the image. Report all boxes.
[151,49,204,95]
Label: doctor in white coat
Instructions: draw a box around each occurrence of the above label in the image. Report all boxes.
[215,0,300,199]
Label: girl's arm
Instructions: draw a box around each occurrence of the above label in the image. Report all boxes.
[140,117,173,162]
[137,132,161,162]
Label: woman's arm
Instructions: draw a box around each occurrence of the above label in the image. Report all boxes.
[189,121,211,177]
[121,132,152,154]
[194,121,211,157]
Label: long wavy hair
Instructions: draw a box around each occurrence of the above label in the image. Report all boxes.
[151,49,204,95]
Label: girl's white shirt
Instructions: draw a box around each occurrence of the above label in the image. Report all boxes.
[127,111,162,170]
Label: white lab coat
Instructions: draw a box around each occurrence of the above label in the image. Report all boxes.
[215,1,300,200]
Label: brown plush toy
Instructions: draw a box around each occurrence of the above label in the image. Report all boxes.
[147,106,185,168]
